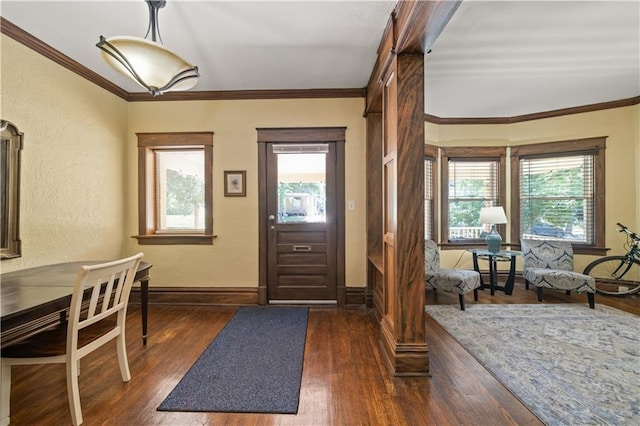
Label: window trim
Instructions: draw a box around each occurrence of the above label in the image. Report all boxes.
[440,146,507,249]
[510,137,606,255]
[134,132,214,245]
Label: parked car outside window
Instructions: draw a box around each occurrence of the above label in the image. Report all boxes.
[530,223,565,238]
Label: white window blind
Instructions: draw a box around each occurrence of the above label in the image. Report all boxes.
[448,159,500,240]
[520,154,594,243]
[424,157,434,240]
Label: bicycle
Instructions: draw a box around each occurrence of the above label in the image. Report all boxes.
[583,223,640,295]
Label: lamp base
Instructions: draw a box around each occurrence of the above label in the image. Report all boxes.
[485,226,502,253]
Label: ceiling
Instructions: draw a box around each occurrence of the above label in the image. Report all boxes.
[1,1,638,118]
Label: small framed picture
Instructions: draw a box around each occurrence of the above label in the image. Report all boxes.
[224,170,246,197]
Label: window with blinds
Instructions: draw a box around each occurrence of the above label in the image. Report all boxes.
[136,132,214,245]
[510,137,606,251]
[447,159,501,240]
[155,149,206,231]
[520,154,594,243]
[424,157,434,240]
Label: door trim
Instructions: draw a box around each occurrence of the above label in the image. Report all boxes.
[257,127,346,306]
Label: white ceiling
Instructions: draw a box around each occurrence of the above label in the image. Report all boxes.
[1,0,639,118]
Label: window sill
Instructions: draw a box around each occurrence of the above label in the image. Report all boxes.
[440,242,608,256]
[132,234,216,245]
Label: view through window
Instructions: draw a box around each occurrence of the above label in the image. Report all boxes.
[520,155,594,243]
[448,160,501,241]
[276,151,326,224]
[155,149,205,231]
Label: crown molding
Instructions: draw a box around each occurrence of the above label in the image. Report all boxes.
[126,88,365,102]
[425,96,640,125]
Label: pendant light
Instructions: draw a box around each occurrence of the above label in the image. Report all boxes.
[97,0,199,96]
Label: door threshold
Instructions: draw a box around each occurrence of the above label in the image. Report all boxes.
[269,300,338,306]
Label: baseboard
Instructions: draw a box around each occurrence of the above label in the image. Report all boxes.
[130,287,259,306]
[130,286,367,307]
[345,286,366,306]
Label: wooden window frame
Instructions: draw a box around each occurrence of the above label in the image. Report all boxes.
[134,132,214,245]
[510,137,606,255]
[440,146,507,249]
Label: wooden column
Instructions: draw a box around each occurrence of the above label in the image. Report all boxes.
[364,0,461,376]
[379,53,427,375]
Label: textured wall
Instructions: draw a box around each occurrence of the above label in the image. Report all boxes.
[0,35,128,272]
[125,98,367,287]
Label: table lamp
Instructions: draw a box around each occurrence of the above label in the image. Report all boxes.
[479,206,508,253]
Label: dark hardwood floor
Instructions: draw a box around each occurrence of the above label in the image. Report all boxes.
[5,283,639,425]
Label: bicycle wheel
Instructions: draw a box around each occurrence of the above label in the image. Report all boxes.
[583,256,640,295]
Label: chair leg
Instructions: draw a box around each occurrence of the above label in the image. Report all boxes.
[1,361,11,425]
[66,356,83,426]
[116,330,131,382]
[537,287,544,302]
[473,288,479,301]
[588,292,595,309]
[458,294,465,311]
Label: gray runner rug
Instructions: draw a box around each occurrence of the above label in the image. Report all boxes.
[158,306,308,414]
[425,303,640,425]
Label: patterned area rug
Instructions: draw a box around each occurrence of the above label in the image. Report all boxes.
[425,304,640,425]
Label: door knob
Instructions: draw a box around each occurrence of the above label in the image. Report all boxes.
[268,214,275,221]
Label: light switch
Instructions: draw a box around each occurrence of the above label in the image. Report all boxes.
[348,200,355,210]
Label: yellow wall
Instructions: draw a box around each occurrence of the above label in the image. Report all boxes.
[2,34,637,289]
[428,105,640,272]
[0,36,368,287]
[0,35,128,273]
[125,99,367,287]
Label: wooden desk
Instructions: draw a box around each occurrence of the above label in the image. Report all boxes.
[1,261,152,345]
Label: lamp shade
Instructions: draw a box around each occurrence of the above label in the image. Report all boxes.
[479,206,508,225]
[98,35,199,95]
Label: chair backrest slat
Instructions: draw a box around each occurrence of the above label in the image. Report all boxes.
[68,253,143,342]
[86,278,102,319]
[101,274,115,313]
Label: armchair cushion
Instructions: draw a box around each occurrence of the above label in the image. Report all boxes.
[424,240,481,310]
[522,268,595,293]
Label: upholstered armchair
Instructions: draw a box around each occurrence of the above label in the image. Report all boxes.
[521,238,595,308]
[424,239,481,310]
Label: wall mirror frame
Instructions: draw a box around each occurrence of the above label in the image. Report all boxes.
[1,120,23,260]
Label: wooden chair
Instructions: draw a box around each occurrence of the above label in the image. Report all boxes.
[1,253,143,426]
[424,240,481,310]
[521,239,595,308]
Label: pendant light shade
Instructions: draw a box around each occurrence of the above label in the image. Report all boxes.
[96,0,199,96]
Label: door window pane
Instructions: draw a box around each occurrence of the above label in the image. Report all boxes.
[276,152,326,224]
